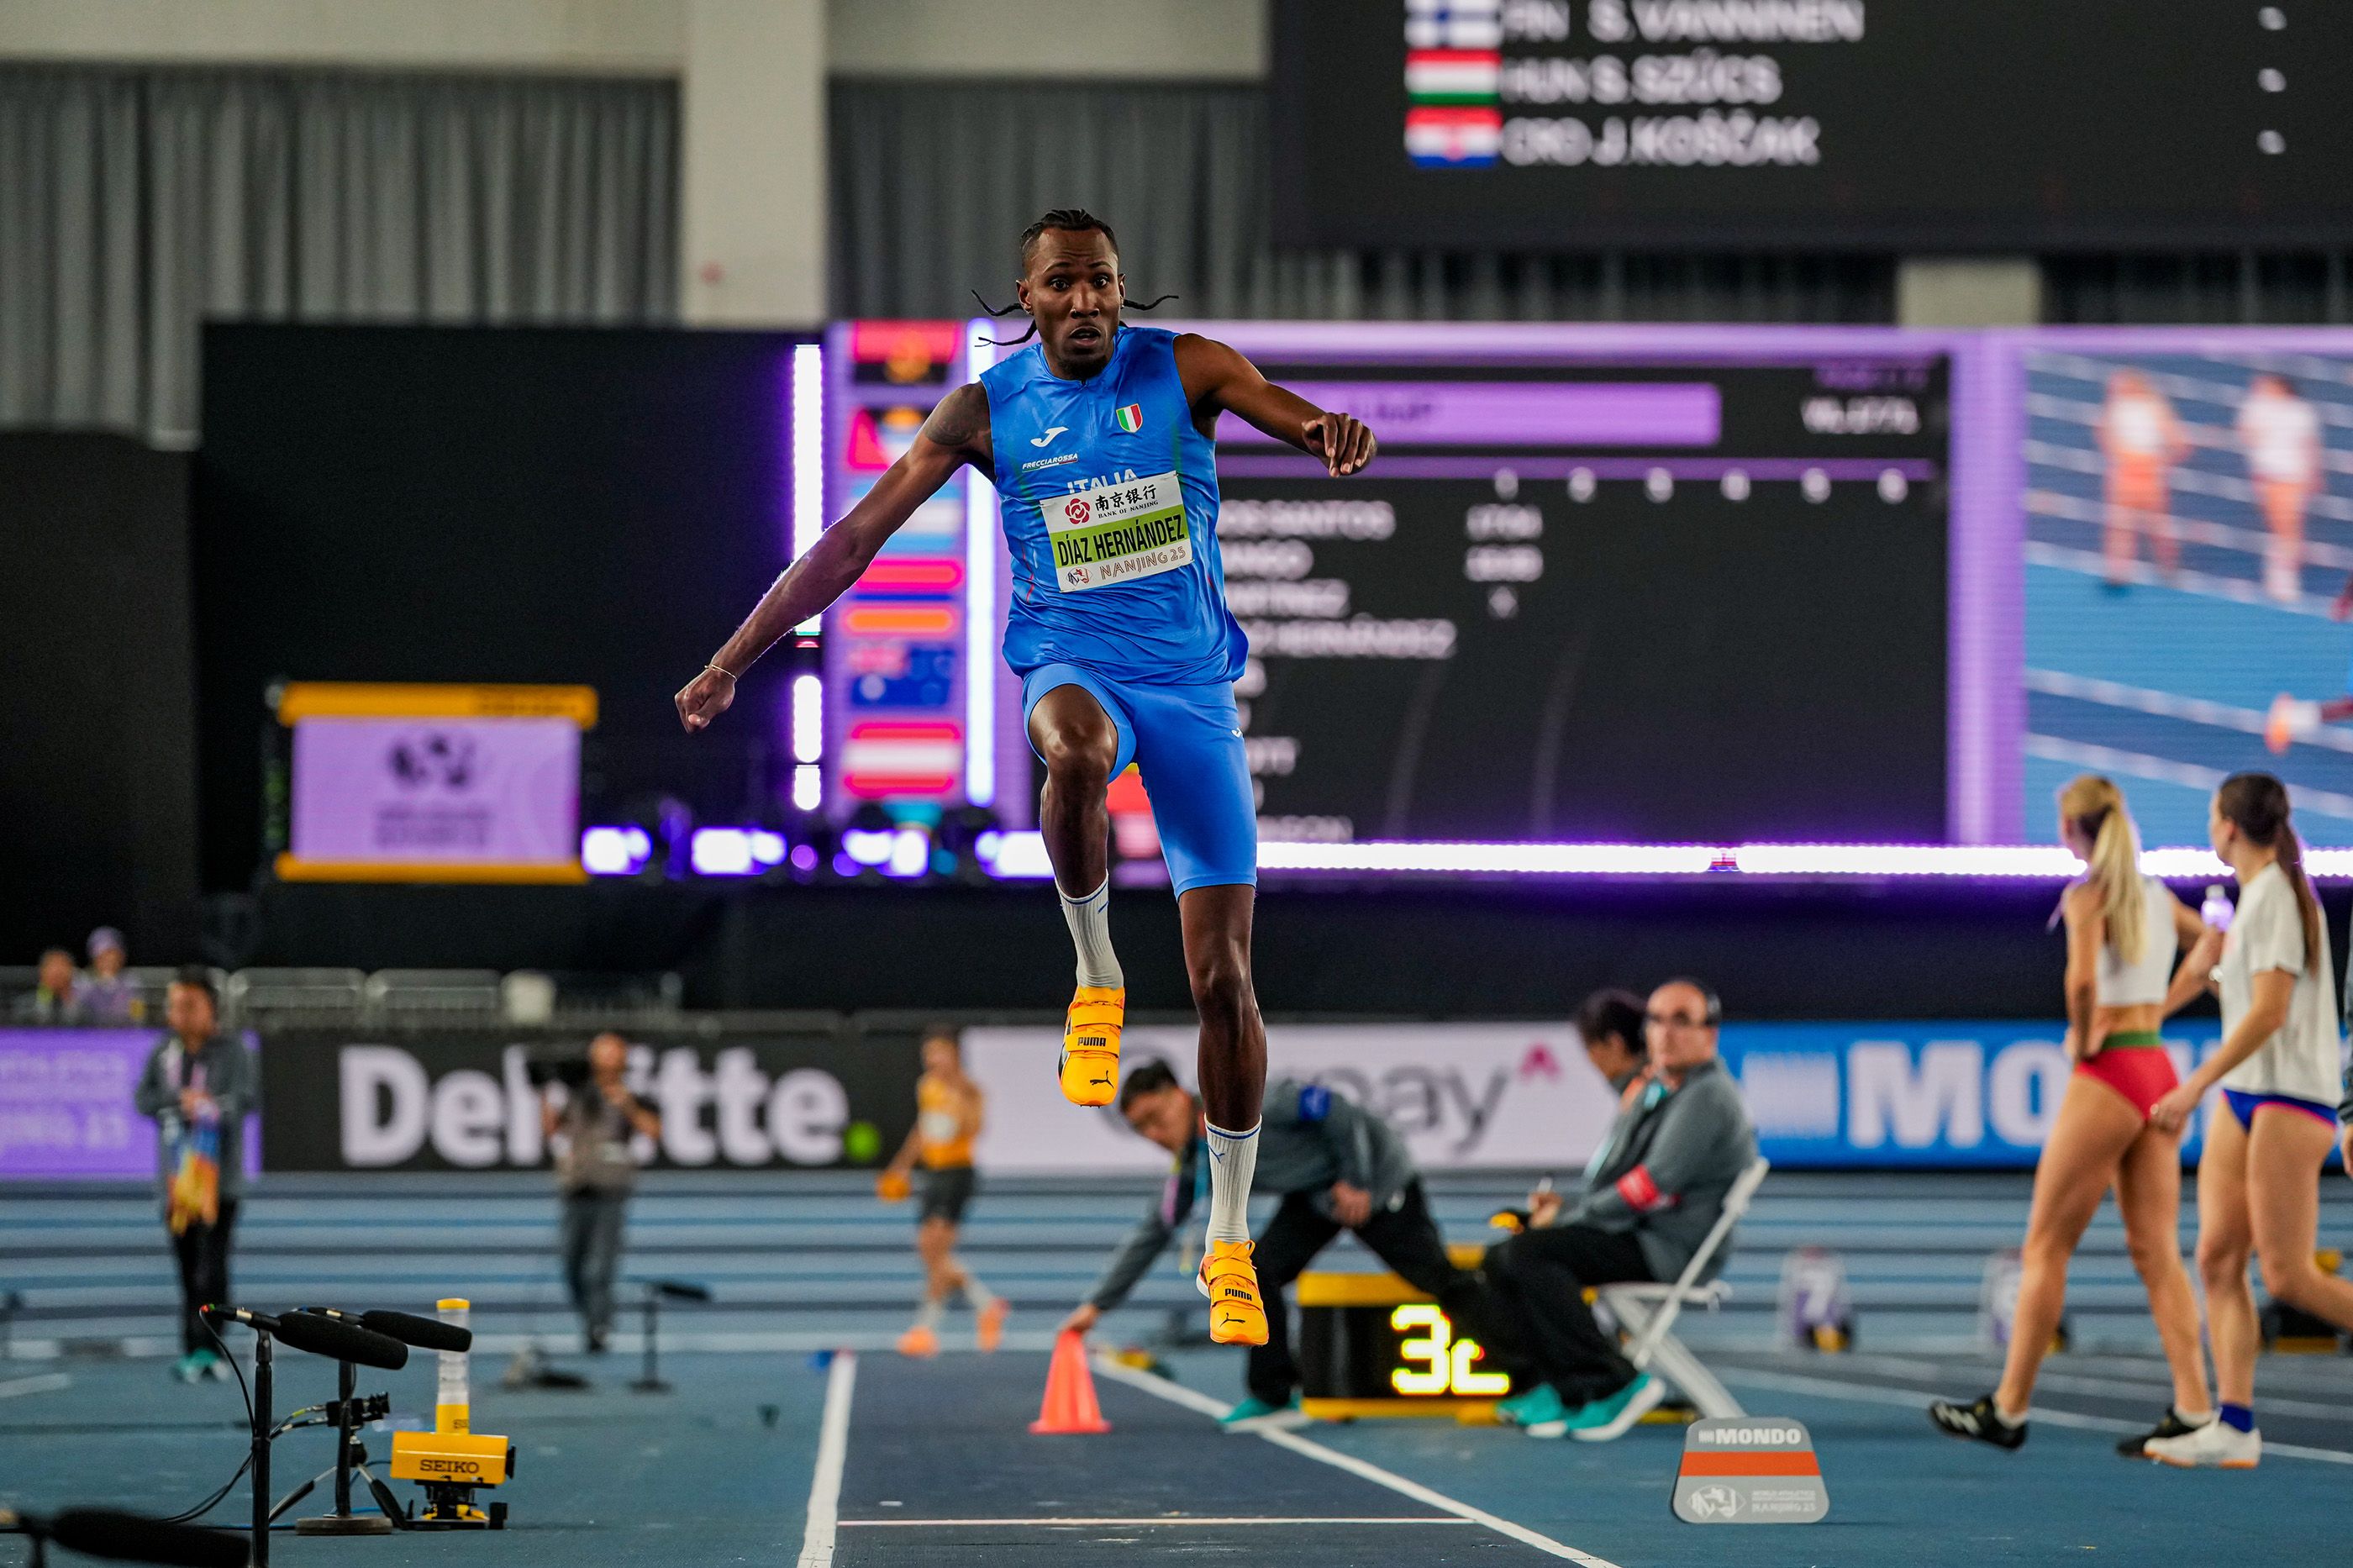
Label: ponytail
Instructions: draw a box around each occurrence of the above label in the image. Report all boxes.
[2059,774,2144,964]
[2276,822,2324,976]
[2217,771,2323,973]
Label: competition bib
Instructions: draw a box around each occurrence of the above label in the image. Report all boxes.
[1040,471,1192,592]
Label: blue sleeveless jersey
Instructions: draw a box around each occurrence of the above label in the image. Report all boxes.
[980,326,1248,686]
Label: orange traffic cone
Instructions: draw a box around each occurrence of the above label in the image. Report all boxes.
[1029,1331,1113,1434]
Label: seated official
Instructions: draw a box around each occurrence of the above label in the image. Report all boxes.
[1060,1060,1486,1428]
[1484,977,1757,1442]
[1576,987,1650,1108]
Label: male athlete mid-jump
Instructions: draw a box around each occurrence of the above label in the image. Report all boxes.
[676,208,1377,1344]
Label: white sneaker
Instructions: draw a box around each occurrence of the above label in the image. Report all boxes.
[2146,1418,2260,1470]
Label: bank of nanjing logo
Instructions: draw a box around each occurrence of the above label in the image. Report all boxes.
[1404,0,1502,167]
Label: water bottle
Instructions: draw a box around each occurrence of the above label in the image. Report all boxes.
[2201,885,2233,933]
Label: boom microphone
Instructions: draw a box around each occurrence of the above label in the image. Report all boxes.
[276,1312,408,1371]
[297,1307,471,1353]
[2,1507,248,1568]
[200,1302,280,1332]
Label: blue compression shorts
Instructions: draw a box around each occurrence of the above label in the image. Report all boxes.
[1020,662,1258,898]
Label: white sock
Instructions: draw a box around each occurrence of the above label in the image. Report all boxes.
[1203,1121,1260,1246]
[1994,1401,2027,1429]
[1058,878,1123,988]
[2175,1405,2215,1426]
[962,1276,998,1311]
[914,1297,945,1333]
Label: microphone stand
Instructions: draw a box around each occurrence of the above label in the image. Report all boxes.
[249,1333,272,1567]
[271,1356,399,1535]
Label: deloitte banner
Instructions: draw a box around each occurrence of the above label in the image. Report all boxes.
[967,1022,1619,1176]
[969,1020,2244,1174]
[261,1029,919,1173]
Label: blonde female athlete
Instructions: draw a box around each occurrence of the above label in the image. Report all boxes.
[1931,776,2215,1454]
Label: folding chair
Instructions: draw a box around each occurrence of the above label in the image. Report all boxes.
[1597,1155,1771,1419]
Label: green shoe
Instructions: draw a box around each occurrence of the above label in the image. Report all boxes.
[1219,1394,1304,1431]
[173,1350,213,1384]
[1536,1373,1665,1443]
[1496,1384,1566,1428]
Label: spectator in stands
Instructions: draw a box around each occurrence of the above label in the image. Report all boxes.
[1482,977,1756,1442]
[13,948,85,1023]
[133,969,255,1384]
[541,1032,661,1354]
[1057,1060,1489,1429]
[81,927,145,1024]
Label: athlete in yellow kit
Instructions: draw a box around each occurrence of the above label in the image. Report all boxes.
[879,1029,1007,1357]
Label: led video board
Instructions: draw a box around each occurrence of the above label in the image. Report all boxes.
[1276,0,2353,250]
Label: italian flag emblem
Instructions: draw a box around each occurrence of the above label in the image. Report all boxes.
[1113,403,1144,434]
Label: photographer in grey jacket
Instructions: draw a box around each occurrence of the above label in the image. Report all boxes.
[540,1032,661,1353]
[1058,1060,1485,1427]
[1484,978,1757,1442]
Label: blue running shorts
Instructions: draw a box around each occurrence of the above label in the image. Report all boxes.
[1020,662,1258,897]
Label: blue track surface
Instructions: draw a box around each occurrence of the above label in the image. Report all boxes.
[2023,350,2353,845]
[10,1343,2351,1566]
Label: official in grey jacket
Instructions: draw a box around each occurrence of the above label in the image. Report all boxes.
[130,970,256,1382]
[1058,1060,1484,1422]
[1484,978,1758,1440]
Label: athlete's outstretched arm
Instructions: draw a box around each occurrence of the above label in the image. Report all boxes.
[676,385,991,731]
[1174,333,1377,478]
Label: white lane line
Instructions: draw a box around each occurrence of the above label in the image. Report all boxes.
[2027,667,2353,757]
[0,1373,71,1400]
[2026,488,2353,571]
[1092,1356,1623,1567]
[2024,734,2353,822]
[1761,1352,2353,1423]
[847,1507,1468,1516]
[2024,540,2335,618]
[1718,1366,2353,1466]
[795,1350,858,1568]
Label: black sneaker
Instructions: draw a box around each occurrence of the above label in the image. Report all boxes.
[2117,1407,2210,1458]
[1929,1394,2026,1450]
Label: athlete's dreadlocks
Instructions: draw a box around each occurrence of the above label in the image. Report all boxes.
[975,208,1175,347]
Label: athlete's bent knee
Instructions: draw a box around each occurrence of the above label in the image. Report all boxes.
[1039,726,1114,791]
[2256,1250,2321,1311]
[2123,1232,2181,1280]
[1187,944,1251,1018]
[2197,1239,2249,1291]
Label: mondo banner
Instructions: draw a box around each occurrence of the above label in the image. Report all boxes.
[259,1028,919,1173]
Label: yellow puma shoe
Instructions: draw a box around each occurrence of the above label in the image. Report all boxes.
[1198,1240,1269,1347]
[1060,985,1124,1107]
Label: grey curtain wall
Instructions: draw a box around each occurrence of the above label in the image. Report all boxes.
[2043,251,2353,325]
[0,65,677,439]
[829,79,1894,325]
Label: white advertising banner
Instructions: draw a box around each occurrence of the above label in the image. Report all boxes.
[965,1022,1615,1175]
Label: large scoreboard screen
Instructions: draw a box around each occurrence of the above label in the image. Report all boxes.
[1275,1,2353,250]
[955,322,1966,847]
[1153,324,1953,845]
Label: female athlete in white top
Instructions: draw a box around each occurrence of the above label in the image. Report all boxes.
[2145,772,2353,1470]
[2235,374,2323,605]
[1931,776,2214,1455]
